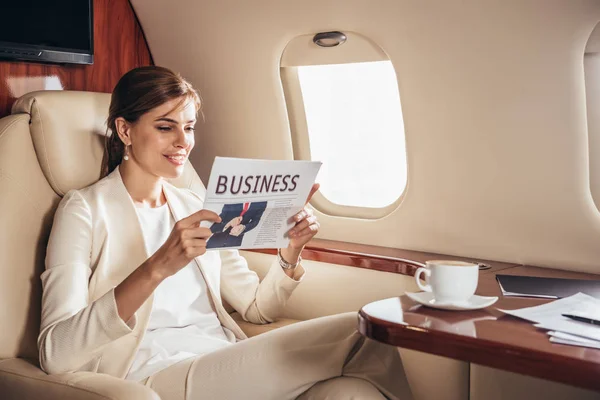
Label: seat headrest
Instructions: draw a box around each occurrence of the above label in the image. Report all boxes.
[11,90,206,197]
[12,90,111,195]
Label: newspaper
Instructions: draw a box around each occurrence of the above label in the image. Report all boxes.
[200,157,322,250]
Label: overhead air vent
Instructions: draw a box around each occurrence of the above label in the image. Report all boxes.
[313,31,347,48]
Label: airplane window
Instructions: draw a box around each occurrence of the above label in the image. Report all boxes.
[281,31,407,218]
[295,60,406,208]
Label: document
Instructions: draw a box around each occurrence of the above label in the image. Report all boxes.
[498,293,600,347]
[548,338,600,350]
[498,293,600,324]
[548,331,600,350]
[534,319,600,342]
[200,157,322,250]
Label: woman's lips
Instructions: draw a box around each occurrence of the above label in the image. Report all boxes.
[164,154,186,165]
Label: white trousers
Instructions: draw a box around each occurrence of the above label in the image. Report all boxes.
[142,312,413,400]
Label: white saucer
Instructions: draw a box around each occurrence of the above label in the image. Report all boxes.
[405,291,498,311]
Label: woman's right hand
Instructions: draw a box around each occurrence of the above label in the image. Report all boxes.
[148,209,221,279]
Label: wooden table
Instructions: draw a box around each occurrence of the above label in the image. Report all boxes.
[358,266,600,392]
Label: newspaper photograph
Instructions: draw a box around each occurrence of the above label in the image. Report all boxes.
[200,157,322,250]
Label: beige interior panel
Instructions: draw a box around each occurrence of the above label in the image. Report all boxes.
[398,348,469,400]
[241,251,418,320]
[132,0,600,273]
[470,364,600,400]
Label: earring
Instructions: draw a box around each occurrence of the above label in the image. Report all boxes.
[123,145,130,161]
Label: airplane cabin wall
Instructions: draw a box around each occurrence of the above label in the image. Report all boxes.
[132,0,600,273]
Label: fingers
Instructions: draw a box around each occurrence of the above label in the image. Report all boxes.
[291,221,320,238]
[292,206,314,223]
[305,183,320,205]
[183,245,208,259]
[183,238,209,249]
[289,205,319,239]
[178,234,211,260]
[183,226,214,240]
[289,215,317,237]
[180,209,222,228]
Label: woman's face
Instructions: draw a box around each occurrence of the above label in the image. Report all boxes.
[118,97,197,179]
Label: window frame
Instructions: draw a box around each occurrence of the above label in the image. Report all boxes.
[280,64,407,220]
[585,21,600,213]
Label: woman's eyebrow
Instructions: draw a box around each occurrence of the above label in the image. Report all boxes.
[154,117,196,124]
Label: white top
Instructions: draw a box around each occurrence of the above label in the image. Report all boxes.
[125,203,235,382]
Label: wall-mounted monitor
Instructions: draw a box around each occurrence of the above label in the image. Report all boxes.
[0,0,94,65]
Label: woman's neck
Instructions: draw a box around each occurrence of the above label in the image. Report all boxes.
[118,161,166,208]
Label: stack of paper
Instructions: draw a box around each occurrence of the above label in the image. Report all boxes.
[498,293,600,349]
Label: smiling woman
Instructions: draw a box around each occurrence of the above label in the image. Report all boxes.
[101,66,201,180]
[35,66,413,400]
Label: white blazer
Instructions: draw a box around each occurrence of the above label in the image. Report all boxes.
[38,166,304,377]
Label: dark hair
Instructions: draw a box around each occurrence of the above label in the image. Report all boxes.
[101,66,202,177]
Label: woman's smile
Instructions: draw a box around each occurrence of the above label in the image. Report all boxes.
[164,153,187,166]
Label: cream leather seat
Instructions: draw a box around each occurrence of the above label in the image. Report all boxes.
[0,90,300,400]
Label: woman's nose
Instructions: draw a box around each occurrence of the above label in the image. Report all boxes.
[175,128,191,148]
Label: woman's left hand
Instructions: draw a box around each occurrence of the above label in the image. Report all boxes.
[288,183,320,250]
[279,184,320,276]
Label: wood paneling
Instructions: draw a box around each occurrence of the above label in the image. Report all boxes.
[250,238,518,276]
[358,267,600,391]
[0,0,152,118]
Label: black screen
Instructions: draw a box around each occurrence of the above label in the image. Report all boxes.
[0,1,92,53]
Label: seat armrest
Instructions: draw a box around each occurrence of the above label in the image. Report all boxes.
[0,358,159,400]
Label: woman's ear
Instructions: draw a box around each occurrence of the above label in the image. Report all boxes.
[115,117,132,146]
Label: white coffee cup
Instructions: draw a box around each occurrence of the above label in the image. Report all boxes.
[414,260,479,304]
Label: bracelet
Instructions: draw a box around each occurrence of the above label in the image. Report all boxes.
[278,248,301,270]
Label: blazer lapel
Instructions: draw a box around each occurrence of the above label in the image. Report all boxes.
[99,167,150,287]
[162,183,221,299]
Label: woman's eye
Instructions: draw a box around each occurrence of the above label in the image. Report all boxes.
[186,127,195,132]
[157,126,171,132]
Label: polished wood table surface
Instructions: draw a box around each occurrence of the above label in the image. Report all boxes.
[358,266,600,391]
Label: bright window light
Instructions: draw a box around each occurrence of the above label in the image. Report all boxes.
[297,61,407,208]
